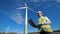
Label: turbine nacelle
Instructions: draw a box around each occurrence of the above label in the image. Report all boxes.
[17,3,28,9]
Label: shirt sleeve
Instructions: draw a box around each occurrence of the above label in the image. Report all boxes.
[45,17,51,24]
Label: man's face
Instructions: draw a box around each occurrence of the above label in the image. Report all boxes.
[38,13,42,17]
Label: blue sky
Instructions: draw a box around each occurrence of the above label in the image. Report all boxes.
[0,0,60,33]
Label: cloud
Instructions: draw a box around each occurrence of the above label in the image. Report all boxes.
[30,0,40,3]
[11,11,24,24]
[10,0,25,24]
[55,0,60,3]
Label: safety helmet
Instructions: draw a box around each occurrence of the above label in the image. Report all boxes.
[37,11,42,14]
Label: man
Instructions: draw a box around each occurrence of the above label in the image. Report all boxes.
[37,11,53,34]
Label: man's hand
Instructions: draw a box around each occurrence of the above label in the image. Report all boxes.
[42,22,50,25]
[41,22,45,24]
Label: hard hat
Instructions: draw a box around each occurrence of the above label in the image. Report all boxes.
[37,11,42,14]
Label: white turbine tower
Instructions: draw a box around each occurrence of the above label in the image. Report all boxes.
[5,26,10,34]
[17,3,36,34]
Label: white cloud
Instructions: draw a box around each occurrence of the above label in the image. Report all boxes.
[10,0,25,24]
[30,0,40,3]
[55,0,60,3]
[11,12,24,24]
[0,10,24,24]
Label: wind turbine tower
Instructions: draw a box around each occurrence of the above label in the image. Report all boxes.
[17,3,36,34]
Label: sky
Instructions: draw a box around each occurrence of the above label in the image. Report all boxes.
[0,0,60,33]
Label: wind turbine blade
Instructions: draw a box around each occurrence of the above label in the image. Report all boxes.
[25,3,28,7]
[28,7,36,13]
[17,7,27,9]
[7,26,10,29]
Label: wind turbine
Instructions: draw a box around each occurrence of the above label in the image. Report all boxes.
[0,26,10,34]
[17,3,36,34]
[5,26,10,34]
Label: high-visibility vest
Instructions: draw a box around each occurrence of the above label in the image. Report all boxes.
[38,16,53,32]
[38,17,46,24]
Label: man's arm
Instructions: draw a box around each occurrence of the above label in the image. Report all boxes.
[41,17,51,25]
[44,17,51,24]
